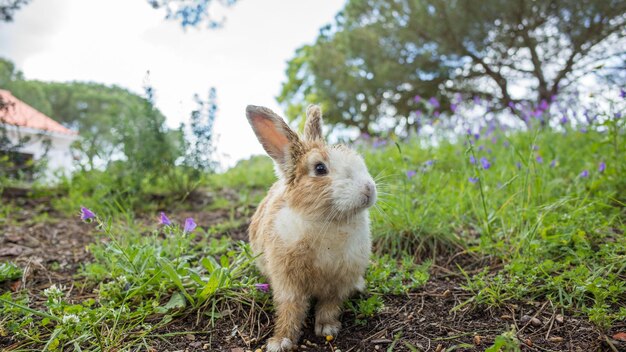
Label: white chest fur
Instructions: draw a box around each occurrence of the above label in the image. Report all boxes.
[274,207,372,274]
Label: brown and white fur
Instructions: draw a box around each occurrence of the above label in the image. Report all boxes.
[246,104,376,351]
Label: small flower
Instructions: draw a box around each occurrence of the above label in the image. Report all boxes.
[620,88,626,98]
[598,162,606,173]
[469,156,476,164]
[183,218,197,233]
[43,284,63,297]
[580,170,589,178]
[559,116,569,125]
[424,160,434,166]
[550,159,556,168]
[480,157,491,170]
[255,283,270,293]
[61,314,80,325]
[508,101,516,109]
[80,207,95,221]
[372,139,387,148]
[516,162,522,170]
[538,99,549,111]
[473,95,482,105]
[478,145,484,151]
[413,95,422,103]
[536,156,543,163]
[406,170,417,179]
[532,145,539,151]
[450,103,458,113]
[474,133,480,140]
[468,177,479,184]
[428,97,440,109]
[159,212,171,225]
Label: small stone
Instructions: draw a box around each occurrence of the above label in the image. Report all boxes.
[190,342,202,348]
[435,344,444,352]
[254,349,262,352]
[549,336,564,343]
[374,345,380,350]
[473,335,481,345]
[521,315,542,327]
[335,350,341,352]
[555,314,564,324]
[203,344,210,350]
[524,338,533,347]
[230,349,244,352]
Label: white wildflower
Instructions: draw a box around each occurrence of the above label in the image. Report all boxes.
[61,314,80,325]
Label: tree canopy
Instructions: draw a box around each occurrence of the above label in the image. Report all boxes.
[279,0,626,134]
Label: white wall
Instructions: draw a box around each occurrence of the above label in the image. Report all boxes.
[2,124,78,179]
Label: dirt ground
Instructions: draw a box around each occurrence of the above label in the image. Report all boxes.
[1,195,623,351]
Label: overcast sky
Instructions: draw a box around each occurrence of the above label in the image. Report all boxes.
[0,0,345,167]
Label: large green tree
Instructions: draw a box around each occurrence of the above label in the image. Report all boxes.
[279,0,626,134]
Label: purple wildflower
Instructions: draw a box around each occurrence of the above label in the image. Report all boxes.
[428,97,440,109]
[598,162,606,173]
[474,133,480,140]
[478,145,484,151]
[620,89,626,98]
[434,110,440,117]
[360,132,370,140]
[406,170,417,179]
[469,177,479,184]
[507,101,516,110]
[184,218,197,233]
[473,96,481,105]
[538,99,549,111]
[450,103,458,113]
[560,116,569,125]
[424,160,434,166]
[580,170,589,178]
[372,139,387,148]
[532,145,539,151]
[254,283,270,293]
[80,207,95,221]
[159,212,171,225]
[414,95,422,103]
[536,156,543,163]
[550,160,556,168]
[469,155,476,164]
[516,162,522,170]
[480,157,491,170]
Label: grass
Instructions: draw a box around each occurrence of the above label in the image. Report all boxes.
[1,101,624,349]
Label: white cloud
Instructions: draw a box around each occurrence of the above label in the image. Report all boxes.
[0,0,345,167]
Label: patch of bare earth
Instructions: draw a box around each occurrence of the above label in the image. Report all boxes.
[1,196,621,351]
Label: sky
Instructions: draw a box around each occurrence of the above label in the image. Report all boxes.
[0,0,346,167]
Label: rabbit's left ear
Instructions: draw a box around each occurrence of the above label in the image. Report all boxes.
[304,104,323,142]
[246,105,304,181]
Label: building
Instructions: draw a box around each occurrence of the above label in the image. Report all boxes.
[0,89,78,179]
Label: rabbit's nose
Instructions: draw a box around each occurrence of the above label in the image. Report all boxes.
[365,182,375,196]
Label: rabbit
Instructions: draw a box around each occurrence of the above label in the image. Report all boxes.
[245,104,377,351]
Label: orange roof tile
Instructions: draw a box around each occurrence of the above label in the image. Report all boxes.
[0,89,77,135]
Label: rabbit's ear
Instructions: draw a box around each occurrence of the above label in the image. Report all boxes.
[246,105,304,176]
[304,104,323,142]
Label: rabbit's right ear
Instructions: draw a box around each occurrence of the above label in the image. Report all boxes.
[246,105,304,179]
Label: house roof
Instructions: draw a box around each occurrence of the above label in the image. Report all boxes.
[0,89,77,135]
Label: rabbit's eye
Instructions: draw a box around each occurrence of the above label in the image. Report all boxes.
[314,162,328,176]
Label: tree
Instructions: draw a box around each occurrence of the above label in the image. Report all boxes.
[0,0,237,27]
[183,87,218,175]
[0,0,29,22]
[148,0,238,28]
[279,0,626,133]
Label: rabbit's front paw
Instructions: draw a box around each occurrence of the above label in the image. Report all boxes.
[266,336,293,352]
[314,319,341,337]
